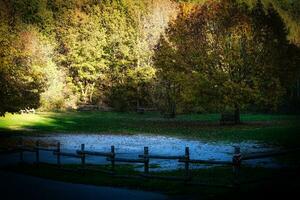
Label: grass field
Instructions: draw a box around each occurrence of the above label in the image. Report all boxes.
[1,112,299,199]
[0,111,299,146]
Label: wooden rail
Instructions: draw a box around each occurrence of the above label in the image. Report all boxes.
[241,148,300,160]
[35,147,57,152]
[179,159,233,165]
[77,150,113,157]
[107,157,145,163]
[53,151,82,158]
[13,138,300,188]
[138,154,184,160]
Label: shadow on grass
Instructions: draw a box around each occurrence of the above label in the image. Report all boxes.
[2,163,300,200]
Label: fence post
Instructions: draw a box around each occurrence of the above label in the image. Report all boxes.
[19,138,23,163]
[111,145,115,171]
[57,142,61,166]
[81,144,85,167]
[232,146,241,188]
[185,147,190,179]
[144,147,149,174]
[35,140,40,165]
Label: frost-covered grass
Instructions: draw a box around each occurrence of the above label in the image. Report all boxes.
[0,111,299,146]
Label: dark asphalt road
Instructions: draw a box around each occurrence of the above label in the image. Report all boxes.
[0,170,167,200]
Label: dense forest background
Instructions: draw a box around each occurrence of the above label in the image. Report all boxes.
[0,0,299,116]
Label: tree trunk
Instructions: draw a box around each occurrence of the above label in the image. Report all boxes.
[165,82,176,118]
[170,101,176,118]
[234,105,240,124]
[136,86,140,109]
[89,83,95,103]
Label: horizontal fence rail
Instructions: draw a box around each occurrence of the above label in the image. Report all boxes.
[35,147,57,152]
[138,154,184,160]
[107,157,146,163]
[18,147,37,152]
[241,148,300,160]
[3,138,299,188]
[53,151,82,158]
[179,159,233,165]
[77,150,113,157]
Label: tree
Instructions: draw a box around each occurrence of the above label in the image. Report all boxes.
[1,0,298,115]
[55,6,108,104]
[154,0,299,120]
[0,22,47,115]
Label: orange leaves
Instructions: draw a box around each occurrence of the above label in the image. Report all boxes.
[18,30,39,55]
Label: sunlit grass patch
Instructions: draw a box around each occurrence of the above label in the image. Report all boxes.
[0,113,56,131]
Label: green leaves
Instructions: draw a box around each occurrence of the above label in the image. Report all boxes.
[154,0,299,114]
[1,0,299,115]
[0,24,48,115]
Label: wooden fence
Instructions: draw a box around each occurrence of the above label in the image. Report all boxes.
[10,138,300,188]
